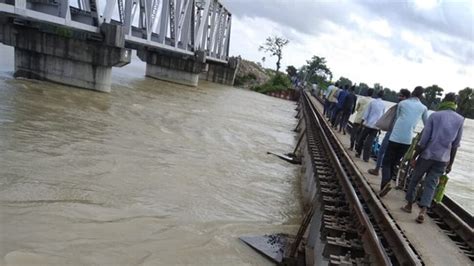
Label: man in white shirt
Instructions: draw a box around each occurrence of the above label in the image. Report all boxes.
[355,90,386,162]
[323,84,335,116]
[326,82,341,119]
[349,88,374,150]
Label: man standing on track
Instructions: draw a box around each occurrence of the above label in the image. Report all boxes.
[379,86,428,197]
[350,88,374,150]
[326,82,341,119]
[355,90,385,162]
[400,93,464,223]
[331,84,349,127]
[337,85,357,135]
[368,89,411,176]
[323,83,337,117]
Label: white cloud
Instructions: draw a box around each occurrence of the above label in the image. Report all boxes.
[413,0,441,10]
[229,13,474,93]
[400,30,432,52]
[369,19,393,38]
[350,15,393,38]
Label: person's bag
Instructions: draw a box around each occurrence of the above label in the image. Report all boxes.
[375,105,397,131]
[433,174,449,203]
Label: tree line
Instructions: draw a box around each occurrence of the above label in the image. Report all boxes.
[287,56,473,118]
[255,35,473,119]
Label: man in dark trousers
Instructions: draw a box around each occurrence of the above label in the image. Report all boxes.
[350,89,374,150]
[355,90,385,162]
[401,93,464,223]
[331,84,349,127]
[379,86,428,197]
[368,89,411,176]
[337,85,357,134]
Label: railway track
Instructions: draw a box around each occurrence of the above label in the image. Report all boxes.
[241,91,473,265]
[309,92,474,263]
[297,92,422,265]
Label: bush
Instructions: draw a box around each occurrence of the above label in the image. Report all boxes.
[234,73,257,86]
[253,73,291,94]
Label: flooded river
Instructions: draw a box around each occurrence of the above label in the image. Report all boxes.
[0,47,302,265]
[0,45,472,265]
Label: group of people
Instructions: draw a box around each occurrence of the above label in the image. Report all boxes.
[322,84,464,224]
[323,82,358,135]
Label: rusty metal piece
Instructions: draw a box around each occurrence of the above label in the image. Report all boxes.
[239,234,290,264]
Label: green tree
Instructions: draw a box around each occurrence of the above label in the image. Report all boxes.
[286,65,297,77]
[357,83,370,95]
[457,87,474,118]
[336,76,353,88]
[424,85,444,110]
[252,73,291,94]
[259,36,290,73]
[303,55,333,85]
[373,83,383,93]
[383,88,398,102]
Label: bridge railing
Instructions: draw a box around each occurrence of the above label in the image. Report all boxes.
[0,0,231,62]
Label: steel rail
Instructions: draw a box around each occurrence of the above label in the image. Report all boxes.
[429,201,474,260]
[301,93,392,265]
[312,93,473,262]
[302,92,424,265]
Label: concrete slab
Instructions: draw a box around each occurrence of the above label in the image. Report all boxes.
[308,94,471,266]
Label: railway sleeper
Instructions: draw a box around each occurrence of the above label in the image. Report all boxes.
[322,195,346,204]
[329,254,370,265]
[322,222,358,238]
[323,206,351,218]
[323,235,364,256]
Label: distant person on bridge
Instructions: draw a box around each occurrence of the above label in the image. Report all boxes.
[349,88,374,150]
[379,86,428,197]
[355,90,385,162]
[336,85,357,135]
[401,93,464,223]
[323,83,337,116]
[325,82,341,119]
[368,89,411,176]
[331,85,349,127]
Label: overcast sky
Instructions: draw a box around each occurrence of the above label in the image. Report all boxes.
[221,0,473,93]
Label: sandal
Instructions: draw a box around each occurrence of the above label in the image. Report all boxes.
[368,169,379,176]
[416,214,425,224]
[400,206,412,213]
[379,183,392,198]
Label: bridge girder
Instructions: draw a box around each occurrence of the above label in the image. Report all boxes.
[0,0,231,62]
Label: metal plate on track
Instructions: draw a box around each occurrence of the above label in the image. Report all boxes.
[240,234,289,263]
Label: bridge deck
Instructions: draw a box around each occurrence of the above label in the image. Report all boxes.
[309,95,471,266]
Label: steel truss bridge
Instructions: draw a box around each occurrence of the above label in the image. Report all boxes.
[0,0,232,63]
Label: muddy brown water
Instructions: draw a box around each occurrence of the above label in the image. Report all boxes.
[0,50,302,265]
[0,44,472,265]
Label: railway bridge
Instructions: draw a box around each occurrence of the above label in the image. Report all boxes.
[0,0,238,92]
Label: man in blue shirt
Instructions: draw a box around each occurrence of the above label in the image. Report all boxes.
[400,93,464,223]
[355,90,385,162]
[368,89,411,176]
[337,85,358,134]
[331,84,349,127]
[380,87,428,197]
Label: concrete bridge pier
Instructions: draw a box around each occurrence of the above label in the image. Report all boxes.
[200,57,241,86]
[0,22,130,92]
[137,50,208,87]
